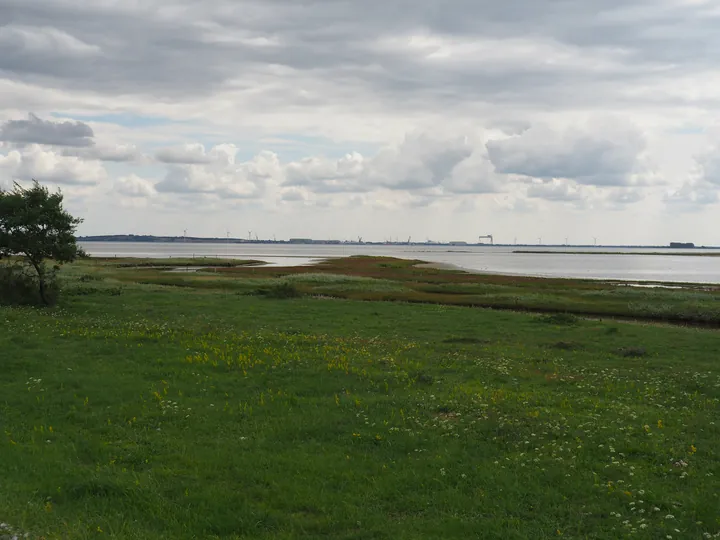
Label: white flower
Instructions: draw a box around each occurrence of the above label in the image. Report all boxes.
[665,514,675,519]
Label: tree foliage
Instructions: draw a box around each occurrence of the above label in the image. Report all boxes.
[0,180,84,305]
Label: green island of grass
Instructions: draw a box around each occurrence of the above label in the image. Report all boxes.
[1,256,719,539]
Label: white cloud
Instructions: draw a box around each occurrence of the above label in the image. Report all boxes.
[284,133,500,195]
[486,120,649,187]
[155,147,281,199]
[526,180,587,202]
[2,1,720,242]
[279,188,307,202]
[114,174,156,198]
[155,144,215,165]
[63,144,143,162]
[0,145,106,185]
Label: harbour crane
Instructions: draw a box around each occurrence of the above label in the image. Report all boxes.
[478,234,494,245]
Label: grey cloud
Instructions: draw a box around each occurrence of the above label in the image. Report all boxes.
[63,144,142,162]
[696,150,720,186]
[283,133,498,195]
[606,189,643,205]
[155,144,214,165]
[1,0,719,111]
[155,149,279,199]
[0,113,94,147]
[114,174,156,198]
[487,123,646,186]
[280,188,306,201]
[526,182,585,202]
[665,181,718,208]
[1,145,107,185]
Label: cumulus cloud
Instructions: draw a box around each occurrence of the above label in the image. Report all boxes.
[665,181,718,207]
[2,1,719,241]
[156,147,280,199]
[695,148,720,186]
[280,188,307,202]
[155,144,215,165]
[486,121,647,187]
[284,133,499,194]
[606,188,644,205]
[0,113,95,147]
[526,180,587,202]
[664,149,720,208]
[114,174,156,198]
[0,144,106,185]
[63,144,143,162]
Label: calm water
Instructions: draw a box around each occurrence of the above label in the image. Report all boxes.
[80,242,720,284]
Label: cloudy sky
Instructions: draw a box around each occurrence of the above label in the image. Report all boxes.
[1,0,719,244]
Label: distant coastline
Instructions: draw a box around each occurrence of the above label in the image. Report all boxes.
[514,250,720,257]
[77,235,717,249]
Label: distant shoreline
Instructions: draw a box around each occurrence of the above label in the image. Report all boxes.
[513,250,720,257]
[77,236,719,249]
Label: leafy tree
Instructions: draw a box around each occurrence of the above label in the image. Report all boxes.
[0,180,84,305]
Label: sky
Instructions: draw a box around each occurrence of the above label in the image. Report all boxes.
[1,0,720,245]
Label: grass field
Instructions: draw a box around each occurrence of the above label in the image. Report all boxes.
[1,257,719,539]
[83,255,720,326]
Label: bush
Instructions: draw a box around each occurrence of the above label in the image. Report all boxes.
[256,281,302,299]
[539,312,579,325]
[0,262,60,306]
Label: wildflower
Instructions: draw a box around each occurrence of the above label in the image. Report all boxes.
[657,419,663,428]
[665,514,675,519]
[690,445,697,454]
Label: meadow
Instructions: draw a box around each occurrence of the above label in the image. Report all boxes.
[1,256,719,539]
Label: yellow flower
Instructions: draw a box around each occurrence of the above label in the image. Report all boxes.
[657,420,663,428]
[690,445,697,454]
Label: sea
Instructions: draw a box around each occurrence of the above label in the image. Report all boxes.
[79,242,720,284]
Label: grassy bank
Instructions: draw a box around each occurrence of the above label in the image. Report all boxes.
[0,259,719,539]
[80,255,720,326]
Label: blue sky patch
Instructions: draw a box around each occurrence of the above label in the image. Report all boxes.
[50,112,187,129]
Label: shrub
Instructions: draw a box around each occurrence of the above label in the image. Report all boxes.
[256,281,302,299]
[616,346,647,358]
[0,262,60,306]
[539,313,579,325]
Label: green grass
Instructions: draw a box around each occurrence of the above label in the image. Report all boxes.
[90,255,720,326]
[1,261,719,539]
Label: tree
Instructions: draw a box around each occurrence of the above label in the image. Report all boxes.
[0,180,84,305]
